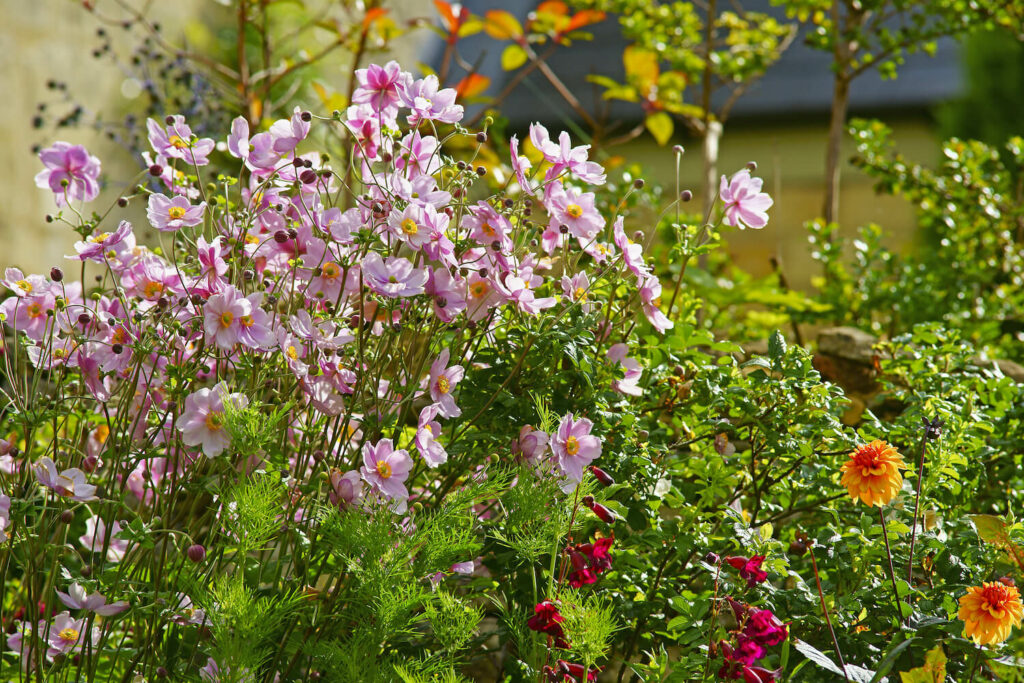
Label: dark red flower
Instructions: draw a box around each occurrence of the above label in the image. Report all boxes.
[566,537,614,588]
[527,601,569,648]
[742,665,781,683]
[725,555,768,587]
[744,609,788,647]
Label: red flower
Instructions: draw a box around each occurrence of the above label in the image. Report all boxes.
[744,609,788,647]
[543,660,599,682]
[527,601,569,648]
[566,537,614,588]
[725,555,768,587]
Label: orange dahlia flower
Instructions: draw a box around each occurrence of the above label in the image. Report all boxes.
[839,440,907,507]
[959,582,1024,645]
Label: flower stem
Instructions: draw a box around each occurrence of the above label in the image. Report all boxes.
[879,507,904,622]
[808,543,850,683]
[908,418,941,586]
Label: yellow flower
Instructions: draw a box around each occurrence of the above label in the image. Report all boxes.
[959,581,1024,645]
[839,440,907,507]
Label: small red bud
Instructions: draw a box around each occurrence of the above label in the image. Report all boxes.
[589,466,614,486]
[187,544,206,563]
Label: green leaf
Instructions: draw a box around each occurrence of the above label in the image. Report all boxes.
[899,645,946,683]
[970,514,1010,547]
[501,44,528,71]
[645,112,673,146]
[768,330,787,362]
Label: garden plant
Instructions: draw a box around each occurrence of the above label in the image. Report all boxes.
[3,1,1024,682]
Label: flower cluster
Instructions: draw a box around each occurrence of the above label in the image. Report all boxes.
[718,599,789,681]
[2,54,777,678]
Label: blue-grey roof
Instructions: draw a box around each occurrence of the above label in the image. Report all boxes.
[431,0,963,127]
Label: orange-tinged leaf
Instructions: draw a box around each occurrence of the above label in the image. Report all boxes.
[455,73,490,99]
[434,0,457,31]
[563,9,606,33]
[362,7,388,31]
[536,1,569,16]
[624,46,660,93]
[484,10,523,40]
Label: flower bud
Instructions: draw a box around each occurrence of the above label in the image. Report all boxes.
[50,267,64,282]
[82,455,99,472]
[117,197,129,207]
[187,544,206,563]
[299,170,318,185]
[475,131,487,143]
[746,160,757,171]
[589,466,614,486]
[273,230,289,243]
[704,552,720,565]
[149,164,163,176]
[633,178,645,189]
[60,509,74,524]
[680,189,693,202]
[164,115,175,125]
[590,503,615,524]
[300,110,312,122]
[582,495,595,508]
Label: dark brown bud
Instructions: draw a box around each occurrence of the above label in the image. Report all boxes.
[187,544,206,563]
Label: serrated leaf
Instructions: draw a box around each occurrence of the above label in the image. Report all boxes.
[768,330,787,361]
[501,43,528,70]
[645,112,673,146]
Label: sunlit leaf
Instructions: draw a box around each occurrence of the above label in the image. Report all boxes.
[624,46,659,93]
[645,112,673,146]
[484,10,523,40]
[455,73,490,99]
[501,44,528,71]
[899,645,946,683]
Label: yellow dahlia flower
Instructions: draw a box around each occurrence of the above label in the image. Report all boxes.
[959,581,1024,646]
[839,440,907,507]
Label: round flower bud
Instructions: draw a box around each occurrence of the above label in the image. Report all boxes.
[633,178,645,189]
[746,160,757,171]
[300,169,318,184]
[187,544,206,563]
[60,509,74,524]
[164,115,175,125]
[117,197,129,207]
[475,131,487,143]
[50,267,64,282]
[300,110,312,122]
[82,455,99,472]
[680,190,693,202]
[273,230,289,244]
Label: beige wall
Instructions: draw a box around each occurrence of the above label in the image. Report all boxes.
[1,2,936,288]
[628,118,937,290]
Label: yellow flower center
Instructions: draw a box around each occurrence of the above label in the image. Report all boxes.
[219,311,234,328]
[245,234,260,245]
[482,222,496,236]
[470,281,489,299]
[168,134,188,149]
[240,315,254,329]
[27,303,44,318]
[436,376,450,394]
[377,461,393,479]
[566,436,580,456]
[401,218,419,236]
[94,424,110,444]
[88,233,110,244]
[566,203,583,219]
[15,279,32,293]
[322,262,341,280]
[112,327,129,344]
[143,281,164,299]
[58,627,80,643]
[575,287,587,301]
[205,412,223,431]
[286,345,299,360]
[167,206,187,220]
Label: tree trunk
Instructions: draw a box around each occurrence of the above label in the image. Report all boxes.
[703,119,723,216]
[823,74,850,225]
